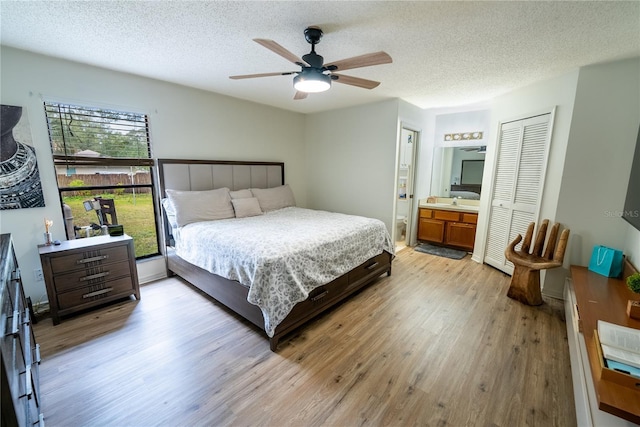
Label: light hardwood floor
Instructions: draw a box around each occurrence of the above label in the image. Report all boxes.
[33,248,577,426]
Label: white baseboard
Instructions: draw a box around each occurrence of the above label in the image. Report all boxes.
[543,288,565,300]
[135,256,167,285]
[139,271,168,284]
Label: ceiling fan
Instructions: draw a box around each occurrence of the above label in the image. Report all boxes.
[229,26,392,100]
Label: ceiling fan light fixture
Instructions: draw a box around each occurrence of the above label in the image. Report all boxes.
[231,27,391,99]
[293,70,331,93]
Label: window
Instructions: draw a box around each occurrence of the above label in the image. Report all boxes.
[44,102,159,259]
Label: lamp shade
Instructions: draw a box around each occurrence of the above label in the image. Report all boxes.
[293,69,331,93]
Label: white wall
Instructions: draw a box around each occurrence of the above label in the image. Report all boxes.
[434,109,491,148]
[304,99,401,233]
[555,57,640,269]
[0,46,306,302]
[414,111,437,209]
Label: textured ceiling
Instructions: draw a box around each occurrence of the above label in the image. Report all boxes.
[1,1,639,114]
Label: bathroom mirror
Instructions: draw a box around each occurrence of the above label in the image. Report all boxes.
[431,146,486,199]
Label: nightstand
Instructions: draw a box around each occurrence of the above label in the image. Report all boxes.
[38,234,140,325]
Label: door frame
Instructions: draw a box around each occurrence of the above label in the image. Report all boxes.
[394,122,421,247]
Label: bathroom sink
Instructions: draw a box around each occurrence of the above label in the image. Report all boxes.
[458,205,480,211]
[422,202,479,212]
[426,202,458,207]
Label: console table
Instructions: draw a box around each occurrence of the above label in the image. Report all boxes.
[565,262,640,426]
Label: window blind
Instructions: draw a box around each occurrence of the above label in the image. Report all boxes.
[44,102,154,167]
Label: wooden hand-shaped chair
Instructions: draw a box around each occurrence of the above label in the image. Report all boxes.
[505,219,570,305]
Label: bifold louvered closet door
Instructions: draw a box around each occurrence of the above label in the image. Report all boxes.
[484,112,552,274]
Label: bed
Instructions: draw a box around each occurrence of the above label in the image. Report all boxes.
[157,159,394,351]
[450,184,481,199]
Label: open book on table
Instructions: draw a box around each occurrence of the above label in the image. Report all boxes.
[597,320,640,377]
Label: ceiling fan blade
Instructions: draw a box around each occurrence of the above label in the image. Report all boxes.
[293,91,308,100]
[229,71,296,80]
[325,51,392,72]
[254,39,307,65]
[332,73,381,89]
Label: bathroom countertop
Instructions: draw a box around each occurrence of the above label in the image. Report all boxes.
[419,198,480,214]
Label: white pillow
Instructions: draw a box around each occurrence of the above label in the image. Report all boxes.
[230,189,253,199]
[231,197,263,218]
[160,198,179,230]
[165,188,234,226]
[251,185,296,212]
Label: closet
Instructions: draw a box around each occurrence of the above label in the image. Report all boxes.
[484,111,554,274]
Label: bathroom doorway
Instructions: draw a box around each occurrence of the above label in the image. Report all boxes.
[395,125,419,252]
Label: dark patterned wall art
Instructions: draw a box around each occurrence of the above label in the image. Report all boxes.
[1,104,45,209]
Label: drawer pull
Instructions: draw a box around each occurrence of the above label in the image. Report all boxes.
[77,254,109,264]
[82,287,113,299]
[311,291,329,301]
[35,344,41,364]
[25,364,33,398]
[14,281,22,308]
[80,271,110,282]
[23,306,30,325]
[11,310,20,335]
[365,262,379,270]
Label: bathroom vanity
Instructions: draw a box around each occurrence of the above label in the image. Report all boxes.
[418,198,479,251]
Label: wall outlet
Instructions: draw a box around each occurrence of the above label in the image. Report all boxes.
[34,268,44,282]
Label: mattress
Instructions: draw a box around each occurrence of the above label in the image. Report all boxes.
[174,206,394,336]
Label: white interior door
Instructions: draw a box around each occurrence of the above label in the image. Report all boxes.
[395,126,419,247]
[484,112,553,274]
[405,129,420,245]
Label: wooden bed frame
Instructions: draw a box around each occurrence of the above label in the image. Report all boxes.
[157,159,393,351]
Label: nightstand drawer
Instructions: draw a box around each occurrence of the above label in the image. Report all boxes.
[53,260,133,293]
[57,276,136,310]
[50,245,130,274]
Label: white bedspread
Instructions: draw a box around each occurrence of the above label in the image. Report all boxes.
[175,207,393,337]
